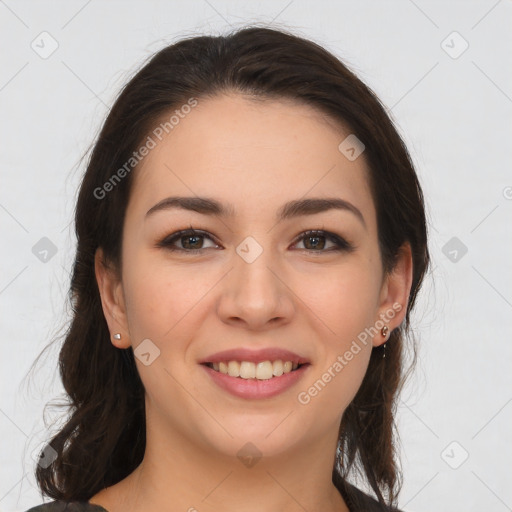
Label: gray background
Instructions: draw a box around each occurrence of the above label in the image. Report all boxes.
[1,1,511,511]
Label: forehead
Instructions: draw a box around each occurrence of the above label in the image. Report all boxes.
[127,92,375,226]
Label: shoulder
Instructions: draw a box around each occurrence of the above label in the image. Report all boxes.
[25,501,109,512]
[339,480,404,512]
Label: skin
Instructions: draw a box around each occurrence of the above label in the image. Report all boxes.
[92,92,412,512]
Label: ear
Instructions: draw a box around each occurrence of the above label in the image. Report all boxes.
[94,247,131,349]
[373,242,413,348]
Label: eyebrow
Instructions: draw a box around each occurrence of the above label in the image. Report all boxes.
[145,196,366,229]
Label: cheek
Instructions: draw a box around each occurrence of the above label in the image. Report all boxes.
[296,258,381,340]
[302,350,371,417]
[121,250,216,341]
[293,260,379,410]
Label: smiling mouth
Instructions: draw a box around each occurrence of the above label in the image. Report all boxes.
[202,361,309,380]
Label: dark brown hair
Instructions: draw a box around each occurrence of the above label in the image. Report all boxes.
[29,24,430,509]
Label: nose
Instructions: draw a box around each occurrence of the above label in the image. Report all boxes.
[216,245,295,331]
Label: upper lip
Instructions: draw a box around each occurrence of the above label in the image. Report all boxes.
[199,348,310,365]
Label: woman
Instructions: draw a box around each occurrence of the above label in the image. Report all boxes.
[26,25,430,512]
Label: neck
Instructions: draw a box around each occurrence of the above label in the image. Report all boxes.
[90,410,350,512]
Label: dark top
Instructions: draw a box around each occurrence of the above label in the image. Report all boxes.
[25,480,403,512]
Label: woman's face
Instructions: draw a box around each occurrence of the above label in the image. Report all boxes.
[96,92,410,461]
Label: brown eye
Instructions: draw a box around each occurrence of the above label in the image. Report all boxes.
[293,230,354,253]
[158,229,219,253]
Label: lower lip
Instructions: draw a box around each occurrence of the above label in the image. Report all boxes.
[201,364,311,399]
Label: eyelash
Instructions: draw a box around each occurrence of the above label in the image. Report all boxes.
[156,226,355,254]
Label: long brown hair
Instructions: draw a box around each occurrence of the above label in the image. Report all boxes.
[28,24,430,508]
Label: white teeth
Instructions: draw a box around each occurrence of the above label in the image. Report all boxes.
[211,360,302,380]
[227,361,239,377]
[240,361,256,379]
[273,360,284,376]
[256,361,273,380]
